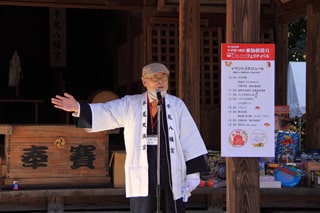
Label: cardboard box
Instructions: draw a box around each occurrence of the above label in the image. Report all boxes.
[304,162,320,171]
[110,151,126,187]
[260,180,281,188]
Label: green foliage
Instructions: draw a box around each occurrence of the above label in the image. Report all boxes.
[288,16,306,61]
[288,117,306,150]
[287,17,307,149]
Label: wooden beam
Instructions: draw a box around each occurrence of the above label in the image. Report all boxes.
[225,0,261,212]
[274,22,288,105]
[0,125,12,135]
[306,4,320,149]
[276,0,320,23]
[179,0,201,125]
[0,0,148,10]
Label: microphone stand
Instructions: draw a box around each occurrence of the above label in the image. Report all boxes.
[156,101,162,213]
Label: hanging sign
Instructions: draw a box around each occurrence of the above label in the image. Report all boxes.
[221,43,275,157]
[49,8,66,67]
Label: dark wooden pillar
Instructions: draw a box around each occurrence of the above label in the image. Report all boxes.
[179,0,201,125]
[225,0,261,212]
[274,22,288,106]
[306,3,320,149]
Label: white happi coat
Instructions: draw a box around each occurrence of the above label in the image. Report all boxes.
[85,92,207,200]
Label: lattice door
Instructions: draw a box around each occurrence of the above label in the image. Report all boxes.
[149,20,179,95]
[148,19,274,108]
[148,18,223,108]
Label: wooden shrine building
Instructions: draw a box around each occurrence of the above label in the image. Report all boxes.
[0,0,320,212]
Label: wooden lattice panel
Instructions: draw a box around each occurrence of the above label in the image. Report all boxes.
[149,19,274,108]
[261,28,275,44]
[200,27,224,106]
[149,18,223,106]
[150,21,179,95]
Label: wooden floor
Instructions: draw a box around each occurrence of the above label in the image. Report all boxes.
[67,211,222,213]
[0,211,221,213]
[1,186,320,212]
[68,210,225,213]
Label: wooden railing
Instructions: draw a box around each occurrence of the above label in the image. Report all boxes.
[0,99,45,124]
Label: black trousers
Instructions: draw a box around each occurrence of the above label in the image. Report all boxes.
[130,188,185,213]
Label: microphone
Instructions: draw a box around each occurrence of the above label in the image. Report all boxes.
[156,89,162,105]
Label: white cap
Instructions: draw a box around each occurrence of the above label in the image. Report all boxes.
[142,63,170,77]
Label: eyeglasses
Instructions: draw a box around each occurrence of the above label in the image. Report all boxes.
[144,75,169,82]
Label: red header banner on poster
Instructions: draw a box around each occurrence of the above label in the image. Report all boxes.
[221,43,275,60]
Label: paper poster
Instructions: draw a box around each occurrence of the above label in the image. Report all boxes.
[221,43,275,157]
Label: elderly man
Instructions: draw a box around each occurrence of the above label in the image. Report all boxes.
[51,62,208,213]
